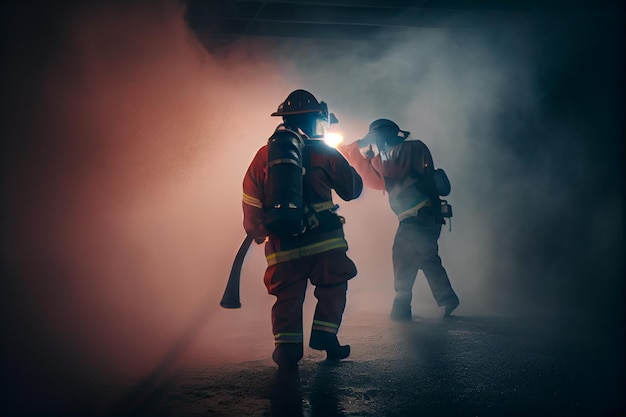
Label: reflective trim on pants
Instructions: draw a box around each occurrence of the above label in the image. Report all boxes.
[264,250,355,343]
[274,332,303,344]
[312,319,339,334]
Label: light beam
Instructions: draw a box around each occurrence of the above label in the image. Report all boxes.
[324,132,344,148]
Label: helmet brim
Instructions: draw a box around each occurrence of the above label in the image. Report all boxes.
[271,109,321,117]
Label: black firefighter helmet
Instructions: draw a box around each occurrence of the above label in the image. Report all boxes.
[271,89,338,138]
[365,118,410,152]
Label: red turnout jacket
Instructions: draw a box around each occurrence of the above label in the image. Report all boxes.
[243,136,363,265]
[339,139,440,222]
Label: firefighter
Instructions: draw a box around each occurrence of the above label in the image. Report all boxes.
[242,89,363,371]
[338,119,459,320]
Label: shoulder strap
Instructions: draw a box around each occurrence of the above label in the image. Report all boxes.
[302,142,311,170]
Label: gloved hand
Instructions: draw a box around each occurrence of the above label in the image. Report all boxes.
[356,132,376,148]
[252,224,269,244]
[356,138,370,148]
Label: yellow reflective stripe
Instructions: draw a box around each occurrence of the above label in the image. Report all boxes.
[274,332,303,343]
[310,201,335,212]
[313,320,339,329]
[312,324,338,334]
[298,237,346,257]
[266,237,347,265]
[301,237,345,254]
[243,192,262,209]
[312,319,339,333]
[397,200,429,222]
[275,332,303,338]
[267,248,301,265]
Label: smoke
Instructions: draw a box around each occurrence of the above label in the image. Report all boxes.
[1,0,622,413]
[257,24,623,320]
[1,0,291,411]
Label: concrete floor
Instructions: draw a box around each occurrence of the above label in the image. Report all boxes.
[105,311,623,417]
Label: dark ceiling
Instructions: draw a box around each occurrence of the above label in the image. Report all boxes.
[185,0,622,46]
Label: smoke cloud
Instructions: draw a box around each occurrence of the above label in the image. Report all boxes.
[2,0,622,413]
[262,24,623,321]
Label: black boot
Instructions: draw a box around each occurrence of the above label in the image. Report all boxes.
[309,330,350,361]
[390,304,412,321]
[443,299,459,318]
[272,343,303,372]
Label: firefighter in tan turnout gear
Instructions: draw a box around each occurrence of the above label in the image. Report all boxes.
[339,119,459,320]
[242,89,363,371]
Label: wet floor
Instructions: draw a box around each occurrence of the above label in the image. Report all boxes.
[104,312,623,417]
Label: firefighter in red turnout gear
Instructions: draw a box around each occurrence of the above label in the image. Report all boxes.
[339,119,459,320]
[242,90,363,369]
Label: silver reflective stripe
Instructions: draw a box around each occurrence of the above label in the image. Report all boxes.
[268,158,300,168]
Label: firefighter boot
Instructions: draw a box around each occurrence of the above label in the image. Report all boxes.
[272,343,303,371]
[309,330,350,361]
[390,303,412,321]
[444,298,460,318]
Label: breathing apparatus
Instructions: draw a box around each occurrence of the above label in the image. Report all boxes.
[265,90,341,236]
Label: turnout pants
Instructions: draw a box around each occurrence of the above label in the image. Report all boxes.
[392,216,458,310]
[263,249,357,363]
